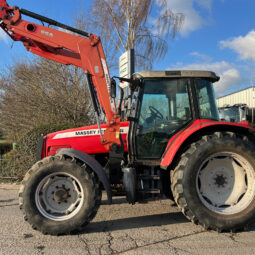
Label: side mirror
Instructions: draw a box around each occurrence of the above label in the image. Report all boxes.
[110,78,116,99]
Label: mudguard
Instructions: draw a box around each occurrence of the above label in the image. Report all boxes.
[160,119,255,169]
[57,148,112,204]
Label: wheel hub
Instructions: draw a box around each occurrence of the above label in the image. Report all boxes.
[214,174,227,187]
[53,188,70,203]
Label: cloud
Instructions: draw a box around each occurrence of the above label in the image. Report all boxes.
[218,68,245,94]
[195,0,212,10]
[220,30,255,62]
[190,51,212,62]
[169,60,246,95]
[165,0,212,36]
[0,29,8,43]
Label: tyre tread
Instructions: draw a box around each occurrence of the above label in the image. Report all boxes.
[171,132,255,232]
[19,155,102,235]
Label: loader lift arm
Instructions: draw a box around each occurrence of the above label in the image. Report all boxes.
[0,0,121,150]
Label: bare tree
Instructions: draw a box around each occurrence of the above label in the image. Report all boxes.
[85,0,184,70]
[0,57,94,140]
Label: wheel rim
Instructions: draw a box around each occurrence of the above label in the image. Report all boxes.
[35,172,84,221]
[196,152,255,215]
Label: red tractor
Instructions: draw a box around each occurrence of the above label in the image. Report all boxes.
[1,1,255,235]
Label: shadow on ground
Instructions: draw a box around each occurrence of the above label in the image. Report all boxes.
[80,211,188,234]
[101,196,176,205]
[79,196,255,235]
[248,224,255,231]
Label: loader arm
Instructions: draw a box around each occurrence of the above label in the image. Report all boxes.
[0,0,121,150]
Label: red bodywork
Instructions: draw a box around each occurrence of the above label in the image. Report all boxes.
[43,122,129,158]
[42,119,254,169]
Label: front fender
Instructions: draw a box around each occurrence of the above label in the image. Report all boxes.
[160,119,255,169]
[57,148,112,204]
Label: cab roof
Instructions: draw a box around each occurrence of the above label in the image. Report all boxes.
[133,70,220,82]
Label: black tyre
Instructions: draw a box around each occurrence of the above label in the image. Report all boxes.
[171,132,255,232]
[19,155,102,235]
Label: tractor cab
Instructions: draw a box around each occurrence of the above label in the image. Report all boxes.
[128,70,220,161]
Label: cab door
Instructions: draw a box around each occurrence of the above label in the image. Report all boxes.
[135,78,192,159]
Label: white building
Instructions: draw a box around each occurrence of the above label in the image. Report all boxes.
[217,87,255,108]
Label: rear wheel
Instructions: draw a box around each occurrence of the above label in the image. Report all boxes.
[19,155,101,235]
[171,132,255,232]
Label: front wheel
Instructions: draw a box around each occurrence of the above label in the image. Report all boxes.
[19,155,102,235]
[171,132,255,232]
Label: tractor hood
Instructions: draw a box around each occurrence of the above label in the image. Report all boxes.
[42,122,129,158]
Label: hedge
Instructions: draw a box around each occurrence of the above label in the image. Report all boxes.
[0,123,85,181]
[0,142,12,155]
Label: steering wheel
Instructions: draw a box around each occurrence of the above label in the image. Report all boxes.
[149,106,163,120]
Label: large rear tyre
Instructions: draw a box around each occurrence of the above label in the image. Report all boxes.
[171,132,255,232]
[19,155,102,235]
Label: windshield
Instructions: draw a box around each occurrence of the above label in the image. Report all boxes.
[196,79,219,120]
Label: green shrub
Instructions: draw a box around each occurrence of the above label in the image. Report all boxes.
[0,123,85,182]
[0,142,12,155]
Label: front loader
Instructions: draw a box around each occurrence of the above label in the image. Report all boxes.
[1,0,255,235]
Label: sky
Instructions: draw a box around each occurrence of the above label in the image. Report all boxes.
[1,0,255,97]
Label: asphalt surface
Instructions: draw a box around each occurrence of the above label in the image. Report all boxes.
[1,184,255,255]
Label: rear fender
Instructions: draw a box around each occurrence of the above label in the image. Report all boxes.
[57,148,112,204]
[160,120,255,170]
